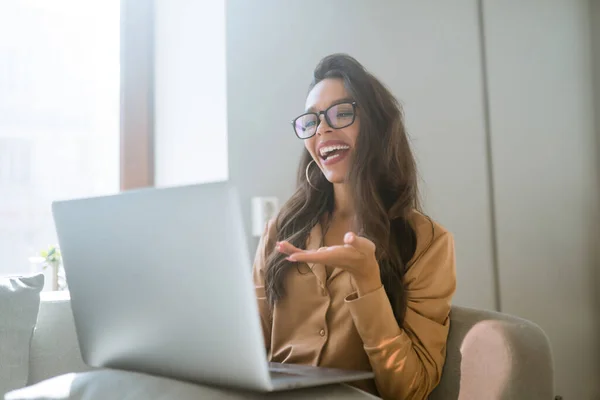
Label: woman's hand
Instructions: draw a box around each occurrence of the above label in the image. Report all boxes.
[276,232,382,296]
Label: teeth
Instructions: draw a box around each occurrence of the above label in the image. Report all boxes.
[319,144,350,157]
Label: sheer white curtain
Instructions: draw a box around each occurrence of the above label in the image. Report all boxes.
[0,1,120,275]
[154,0,228,187]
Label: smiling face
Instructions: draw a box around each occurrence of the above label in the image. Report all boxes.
[302,78,360,184]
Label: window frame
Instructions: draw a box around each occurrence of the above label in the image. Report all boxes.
[120,0,155,190]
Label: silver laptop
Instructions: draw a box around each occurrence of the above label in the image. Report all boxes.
[51,182,374,392]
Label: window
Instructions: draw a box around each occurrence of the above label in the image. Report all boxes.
[154,0,228,186]
[0,0,227,278]
[0,1,120,275]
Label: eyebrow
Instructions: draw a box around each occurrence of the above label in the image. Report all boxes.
[305,97,354,113]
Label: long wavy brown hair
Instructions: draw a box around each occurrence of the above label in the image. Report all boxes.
[264,54,420,326]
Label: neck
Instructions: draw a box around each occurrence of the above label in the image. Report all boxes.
[332,183,354,219]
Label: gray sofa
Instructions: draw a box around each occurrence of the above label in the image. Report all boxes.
[6,291,555,399]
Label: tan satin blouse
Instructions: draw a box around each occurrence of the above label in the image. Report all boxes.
[252,211,457,400]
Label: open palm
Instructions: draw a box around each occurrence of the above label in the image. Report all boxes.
[276,232,380,288]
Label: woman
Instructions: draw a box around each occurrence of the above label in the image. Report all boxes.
[252,54,456,400]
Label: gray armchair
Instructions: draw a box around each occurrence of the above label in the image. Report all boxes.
[430,306,555,400]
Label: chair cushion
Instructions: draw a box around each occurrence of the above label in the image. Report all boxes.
[0,274,44,396]
[430,305,554,400]
[5,369,379,400]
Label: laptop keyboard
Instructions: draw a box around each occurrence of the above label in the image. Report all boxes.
[269,370,298,378]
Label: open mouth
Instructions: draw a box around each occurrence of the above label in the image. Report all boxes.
[318,143,351,165]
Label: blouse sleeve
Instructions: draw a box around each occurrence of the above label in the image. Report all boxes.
[345,230,457,400]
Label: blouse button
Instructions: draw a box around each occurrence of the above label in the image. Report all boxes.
[319,329,326,337]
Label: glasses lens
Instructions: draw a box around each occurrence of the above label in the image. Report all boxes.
[294,113,318,138]
[326,103,355,128]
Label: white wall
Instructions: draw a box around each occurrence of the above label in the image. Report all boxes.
[482,1,599,398]
[226,0,497,310]
[154,0,227,187]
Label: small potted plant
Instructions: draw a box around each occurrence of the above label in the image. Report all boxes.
[40,246,61,291]
[29,245,66,291]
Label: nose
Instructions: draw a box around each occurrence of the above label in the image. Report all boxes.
[315,114,333,136]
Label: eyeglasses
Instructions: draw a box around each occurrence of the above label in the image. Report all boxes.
[291,101,357,139]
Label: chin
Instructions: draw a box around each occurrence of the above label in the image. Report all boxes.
[316,153,352,185]
[323,172,346,184]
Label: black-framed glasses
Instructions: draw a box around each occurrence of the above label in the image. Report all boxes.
[291,101,357,139]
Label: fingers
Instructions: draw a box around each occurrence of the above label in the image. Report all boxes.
[344,232,376,254]
[276,232,376,266]
[276,241,303,255]
[286,245,357,265]
[276,242,333,256]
